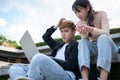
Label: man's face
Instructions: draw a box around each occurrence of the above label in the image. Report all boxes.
[60,27,75,43]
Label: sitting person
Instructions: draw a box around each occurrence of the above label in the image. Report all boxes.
[72,0,119,80]
[8,18,81,80]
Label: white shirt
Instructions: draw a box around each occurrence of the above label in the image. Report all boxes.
[55,44,67,60]
[55,44,76,79]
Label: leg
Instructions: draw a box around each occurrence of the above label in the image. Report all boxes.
[100,68,108,80]
[97,34,118,80]
[8,63,29,80]
[27,54,73,80]
[81,66,89,80]
[78,39,91,80]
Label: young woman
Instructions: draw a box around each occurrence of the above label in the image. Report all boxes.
[72,0,118,80]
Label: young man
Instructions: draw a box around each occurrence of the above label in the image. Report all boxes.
[8,18,81,80]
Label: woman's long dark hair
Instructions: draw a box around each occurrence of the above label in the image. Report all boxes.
[72,0,94,37]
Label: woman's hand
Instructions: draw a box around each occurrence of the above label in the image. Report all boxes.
[76,21,93,34]
[76,21,88,34]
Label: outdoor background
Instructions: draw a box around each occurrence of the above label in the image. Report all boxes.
[0,0,120,44]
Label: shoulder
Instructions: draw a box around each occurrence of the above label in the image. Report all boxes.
[94,11,108,17]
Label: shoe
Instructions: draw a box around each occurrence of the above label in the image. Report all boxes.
[118,46,120,54]
[15,76,29,80]
[97,78,100,80]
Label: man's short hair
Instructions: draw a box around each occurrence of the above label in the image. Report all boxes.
[59,20,76,30]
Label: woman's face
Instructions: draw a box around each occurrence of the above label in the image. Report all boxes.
[73,6,89,21]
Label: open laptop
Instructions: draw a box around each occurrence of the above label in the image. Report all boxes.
[19,30,40,62]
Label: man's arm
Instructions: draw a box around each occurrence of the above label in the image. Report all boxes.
[42,26,58,49]
[42,18,66,49]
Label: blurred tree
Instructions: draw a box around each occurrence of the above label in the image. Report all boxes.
[0,34,7,45]
[0,34,19,48]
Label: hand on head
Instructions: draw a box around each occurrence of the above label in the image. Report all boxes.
[55,18,66,29]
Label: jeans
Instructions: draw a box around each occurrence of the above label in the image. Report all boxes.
[78,34,118,72]
[8,54,74,80]
[8,63,29,80]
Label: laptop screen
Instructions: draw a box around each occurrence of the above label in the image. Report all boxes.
[19,30,39,62]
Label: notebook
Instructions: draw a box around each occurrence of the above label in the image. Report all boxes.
[19,30,40,62]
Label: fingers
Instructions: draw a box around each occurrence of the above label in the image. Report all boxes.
[55,18,66,29]
[81,27,87,34]
[76,24,88,34]
[60,18,66,22]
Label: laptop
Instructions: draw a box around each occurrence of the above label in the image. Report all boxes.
[19,30,40,62]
